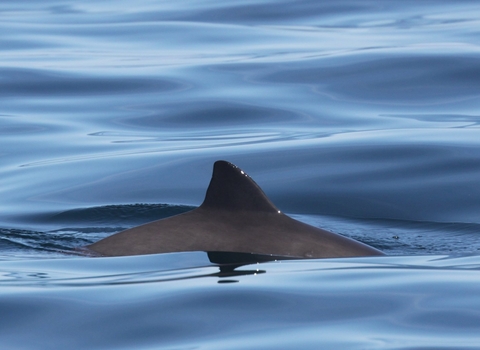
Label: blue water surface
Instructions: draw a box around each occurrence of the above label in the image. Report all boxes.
[1,0,480,348]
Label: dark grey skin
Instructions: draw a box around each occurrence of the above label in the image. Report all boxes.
[87,160,384,258]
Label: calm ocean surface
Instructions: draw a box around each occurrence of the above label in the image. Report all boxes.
[1,0,480,348]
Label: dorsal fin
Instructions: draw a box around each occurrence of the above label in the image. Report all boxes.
[200,160,280,213]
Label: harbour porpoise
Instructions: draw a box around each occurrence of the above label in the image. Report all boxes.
[87,160,383,258]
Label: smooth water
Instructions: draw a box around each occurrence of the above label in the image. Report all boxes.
[2,253,480,349]
[1,0,480,348]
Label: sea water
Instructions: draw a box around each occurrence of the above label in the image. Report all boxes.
[1,0,480,348]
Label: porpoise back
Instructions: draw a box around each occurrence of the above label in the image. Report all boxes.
[87,160,384,258]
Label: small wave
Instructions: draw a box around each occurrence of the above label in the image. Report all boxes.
[48,203,193,226]
[293,214,480,256]
[0,227,96,256]
[1,204,195,256]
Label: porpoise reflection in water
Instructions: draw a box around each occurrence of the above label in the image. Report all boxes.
[87,161,383,259]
